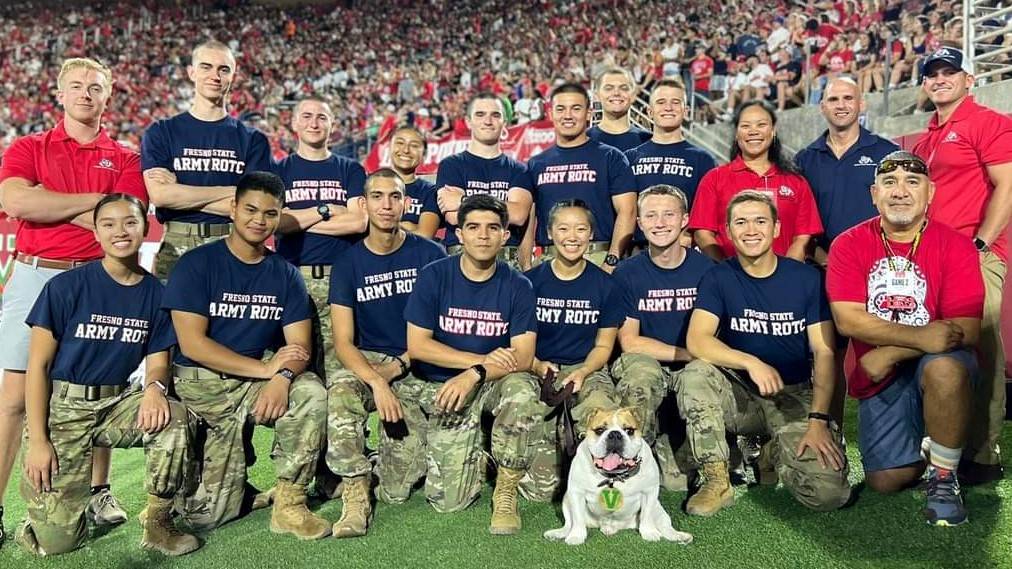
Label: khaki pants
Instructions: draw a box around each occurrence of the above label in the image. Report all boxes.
[965,251,1007,465]
[154,222,231,279]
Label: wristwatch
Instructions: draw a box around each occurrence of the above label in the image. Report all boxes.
[973,237,990,253]
[604,254,620,267]
[317,204,332,221]
[470,364,487,385]
[807,411,834,424]
[277,367,296,381]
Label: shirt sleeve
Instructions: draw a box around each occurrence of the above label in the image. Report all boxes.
[692,266,725,319]
[607,149,637,196]
[599,277,625,328]
[510,273,538,336]
[327,251,355,307]
[687,168,722,231]
[612,263,640,322]
[435,157,464,189]
[792,175,824,236]
[0,136,38,184]
[404,263,439,330]
[509,162,534,194]
[825,230,868,304]
[114,150,149,204]
[282,265,313,325]
[140,121,173,171]
[25,279,69,340]
[421,182,440,215]
[161,253,209,316]
[975,111,1012,166]
[346,161,367,199]
[939,234,986,319]
[146,307,177,354]
[806,268,833,324]
[246,130,274,173]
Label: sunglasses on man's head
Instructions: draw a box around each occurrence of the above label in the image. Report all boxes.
[876,159,929,176]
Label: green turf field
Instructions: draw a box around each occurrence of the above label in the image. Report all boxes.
[2,405,1010,569]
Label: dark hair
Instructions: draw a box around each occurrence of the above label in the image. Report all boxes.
[391,125,428,152]
[729,100,797,174]
[549,82,590,106]
[726,189,779,225]
[365,167,406,193]
[466,91,503,117]
[236,171,286,204]
[547,199,596,232]
[92,193,148,228]
[458,193,509,226]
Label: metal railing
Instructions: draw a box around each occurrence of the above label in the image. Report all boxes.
[964,0,1012,83]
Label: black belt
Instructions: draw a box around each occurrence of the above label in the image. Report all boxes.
[52,380,127,401]
[164,221,232,238]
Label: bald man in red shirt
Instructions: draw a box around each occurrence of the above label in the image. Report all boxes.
[0,58,147,541]
[912,48,1012,484]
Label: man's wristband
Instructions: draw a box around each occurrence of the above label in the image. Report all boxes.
[808,412,833,424]
[974,237,990,253]
[276,368,296,382]
[393,355,409,376]
[470,364,487,385]
[145,380,168,395]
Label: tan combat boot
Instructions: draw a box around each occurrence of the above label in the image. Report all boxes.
[270,480,331,540]
[331,475,372,538]
[686,462,734,517]
[489,467,524,535]
[140,495,201,556]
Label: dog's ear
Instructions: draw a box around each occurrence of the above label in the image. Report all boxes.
[617,406,643,431]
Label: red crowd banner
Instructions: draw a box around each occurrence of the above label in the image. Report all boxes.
[363,120,557,175]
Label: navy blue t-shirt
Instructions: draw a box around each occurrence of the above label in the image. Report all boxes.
[435,151,533,247]
[588,125,653,152]
[162,240,312,368]
[404,257,537,382]
[329,233,446,356]
[612,248,714,348]
[625,140,717,208]
[141,112,272,224]
[26,262,175,386]
[273,153,366,266]
[795,127,898,245]
[694,257,831,385]
[525,262,623,365]
[403,178,439,226]
[527,140,636,246]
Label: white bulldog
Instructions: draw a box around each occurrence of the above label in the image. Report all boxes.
[544,408,693,546]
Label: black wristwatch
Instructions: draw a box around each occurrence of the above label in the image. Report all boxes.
[470,364,487,384]
[317,204,332,221]
[808,411,834,424]
[277,367,296,381]
[604,254,620,267]
[974,237,990,253]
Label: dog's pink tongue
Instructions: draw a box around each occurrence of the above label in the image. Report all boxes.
[601,453,623,471]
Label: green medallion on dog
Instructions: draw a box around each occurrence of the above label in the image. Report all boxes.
[598,487,624,511]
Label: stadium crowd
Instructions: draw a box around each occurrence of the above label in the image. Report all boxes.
[0,0,974,158]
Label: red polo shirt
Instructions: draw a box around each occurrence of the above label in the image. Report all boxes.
[688,157,823,257]
[0,121,146,261]
[911,96,1012,262]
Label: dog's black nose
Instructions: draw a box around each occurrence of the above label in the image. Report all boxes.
[605,430,624,453]
[606,430,623,443]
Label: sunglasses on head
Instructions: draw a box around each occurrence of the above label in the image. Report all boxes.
[876,158,928,176]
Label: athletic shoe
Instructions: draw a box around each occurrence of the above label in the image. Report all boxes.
[923,467,967,526]
[86,488,128,526]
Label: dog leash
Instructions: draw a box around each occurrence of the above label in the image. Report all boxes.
[538,368,579,457]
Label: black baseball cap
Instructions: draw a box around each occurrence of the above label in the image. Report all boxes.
[923,47,973,75]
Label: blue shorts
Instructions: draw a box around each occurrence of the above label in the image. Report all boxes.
[857,349,978,472]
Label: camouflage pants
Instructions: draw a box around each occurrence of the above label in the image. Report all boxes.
[610,353,672,444]
[303,269,339,383]
[520,366,618,502]
[20,386,191,555]
[153,225,231,280]
[174,368,326,531]
[325,350,428,504]
[399,372,545,512]
[673,360,851,511]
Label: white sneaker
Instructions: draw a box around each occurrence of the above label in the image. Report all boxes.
[86,488,128,527]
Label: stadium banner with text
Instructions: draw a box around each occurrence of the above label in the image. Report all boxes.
[364,120,557,175]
